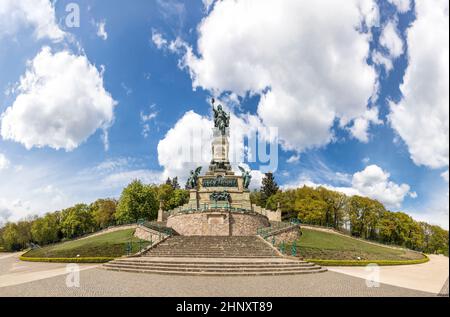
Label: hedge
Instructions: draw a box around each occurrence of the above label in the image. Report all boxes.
[20,256,115,263]
[306,254,429,266]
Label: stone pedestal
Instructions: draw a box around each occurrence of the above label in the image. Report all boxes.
[166,211,270,236]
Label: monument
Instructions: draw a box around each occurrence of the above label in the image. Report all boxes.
[165,99,280,236]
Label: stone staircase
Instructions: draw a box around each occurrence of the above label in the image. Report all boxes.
[103,236,326,275]
[142,236,279,258]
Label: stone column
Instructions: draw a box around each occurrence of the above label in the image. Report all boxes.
[157,200,164,222]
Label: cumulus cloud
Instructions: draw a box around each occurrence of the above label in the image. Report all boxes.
[389,0,449,169]
[151,29,168,49]
[0,47,117,151]
[284,164,413,209]
[164,0,379,152]
[348,107,383,142]
[372,50,393,72]
[0,153,10,170]
[387,0,411,13]
[380,20,404,58]
[352,164,413,208]
[0,0,65,41]
[96,20,108,40]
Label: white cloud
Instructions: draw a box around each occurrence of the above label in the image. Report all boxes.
[202,0,216,12]
[151,29,168,49]
[157,110,212,182]
[140,105,158,138]
[96,20,108,40]
[284,164,413,209]
[286,154,300,164]
[387,0,411,13]
[101,170,162,188]
[441,170,449,183]
[372,50,393,72]
[380,20,404,58]
[0,0,65,41]
[168,0,378,152]
[0,47,117,151]
[352,165,412,208]
[0,153,10,170]
[348,107,383,142]
[389,0,449,169]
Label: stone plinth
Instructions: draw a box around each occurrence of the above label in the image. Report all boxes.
[166,210,270,236]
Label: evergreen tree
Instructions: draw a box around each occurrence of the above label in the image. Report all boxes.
[260,172,279,207]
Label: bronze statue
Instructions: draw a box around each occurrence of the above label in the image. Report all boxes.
[212,98,230,136]
[238,166,252,189]
[186,167,202,189]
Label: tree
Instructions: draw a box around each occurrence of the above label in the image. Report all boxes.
[347,196,385,239]
[115,180,159,223]
[157,184,174,211]
[60,204,94,239]
[318,187,347,229]
[31,213,60,245]
[1,219,34,251]
[90,198,117,229]
[167,189,189,210]
[260,172,279,207]
[171,177,180,189]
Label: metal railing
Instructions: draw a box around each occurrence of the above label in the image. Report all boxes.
[140,221,175,236]
[256,218,301,238]
[168,203,253,215]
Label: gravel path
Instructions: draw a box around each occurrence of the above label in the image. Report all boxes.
[0,266,434,297]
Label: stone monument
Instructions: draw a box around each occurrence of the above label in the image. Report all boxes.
[165,99,279,236]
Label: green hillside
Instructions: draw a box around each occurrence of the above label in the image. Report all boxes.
[296,228,426,261]
[22,229,149,259]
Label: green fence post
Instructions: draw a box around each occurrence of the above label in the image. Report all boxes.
[291,243,297,257]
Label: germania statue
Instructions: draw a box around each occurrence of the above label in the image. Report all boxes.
[212,98,230,136]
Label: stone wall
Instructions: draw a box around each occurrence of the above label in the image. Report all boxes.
[134,225,167,242]
[252,205,282,222]
[265,226,300,245]
[166,211,270,236]
[230,212,270,236]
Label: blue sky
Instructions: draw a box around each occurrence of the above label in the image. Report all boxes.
[0,0,448,228]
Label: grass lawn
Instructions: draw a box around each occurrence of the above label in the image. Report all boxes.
[295,228,425,261]
[23,229,150,258]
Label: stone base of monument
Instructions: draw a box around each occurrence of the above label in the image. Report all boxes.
[103,235,326,275]
[166,210,270,236]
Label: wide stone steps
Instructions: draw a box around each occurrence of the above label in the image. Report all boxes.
[103,235,326,275]
[103,258,326,276]
[143,236,280,258]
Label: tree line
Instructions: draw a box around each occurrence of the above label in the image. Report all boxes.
[0,179,188,251]
[1,173,448,255]
[251,173,448,255]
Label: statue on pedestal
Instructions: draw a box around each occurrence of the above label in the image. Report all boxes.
[212,98,230,136]
[238,166,252,189]
[186,167,202,189]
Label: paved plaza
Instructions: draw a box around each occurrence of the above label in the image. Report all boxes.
[0,253,447,297]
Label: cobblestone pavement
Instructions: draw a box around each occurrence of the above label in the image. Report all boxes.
[0,267,435,297]
[438,278,449,297]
